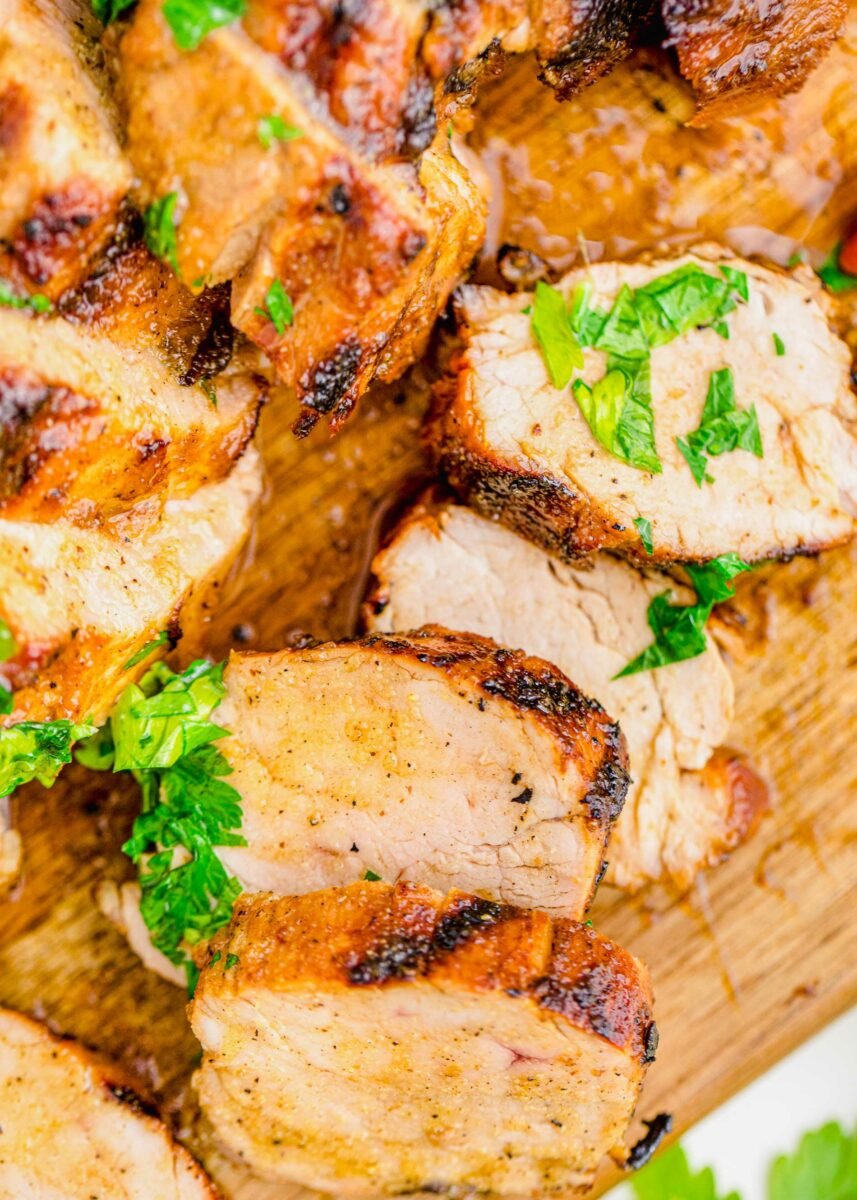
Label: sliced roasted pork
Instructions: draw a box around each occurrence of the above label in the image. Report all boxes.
[0,1007,216,1198]
[663,0,847,123]
[366,501,767,891]
[0,449,261,727]
[208,627,627,918]
[191,882,656,1196]
[0,0,131,295]
[430,249,857,564]
[119,2,485,431]
[0,307,260,524]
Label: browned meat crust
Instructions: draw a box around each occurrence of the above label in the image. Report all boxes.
[191,882,655,1194]
[536,0,659,97]
[663,0,847,123]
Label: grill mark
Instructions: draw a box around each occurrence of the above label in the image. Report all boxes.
[432,896,505,952]
[10,184,117,286]
[346,932,432,984]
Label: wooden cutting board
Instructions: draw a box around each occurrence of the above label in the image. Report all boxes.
[3,20,857,1199]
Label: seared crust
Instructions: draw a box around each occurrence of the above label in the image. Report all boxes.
[536,0,659,97]
[0,1007,218,1197]
[664,0,847,124]
[196,882,655,1064]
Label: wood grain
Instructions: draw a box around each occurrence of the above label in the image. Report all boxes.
[3,22,857,1199]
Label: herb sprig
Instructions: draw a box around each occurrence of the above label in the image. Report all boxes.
[0,720,95,798]
[257,114,302,150]
[254,279,294,336]
[143,193,180,274]
[162,0,247,50]
[92,0,135,24]
[77,660,245,991]
[616,553,753,678]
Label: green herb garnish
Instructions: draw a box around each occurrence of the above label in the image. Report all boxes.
[0,720,95,798]
[143,193,180,274]
[162,0,246,51]
[254,279,293,336]
[122,631,170,672]
[364,869,382,882]
[76,660,245,991]
[0,282,52,314]
[531,281,584,388]
[225,952,239,969]
[675,367,762,487]
[773,332,786,356]
[631,1143,739,1200]
[817,244,857,294]
[532,264,749,475]
[615,553,753,678]
[0,620,17,665]
[92,0,136,24]
[634,517,654,555]
[257,114,302,150]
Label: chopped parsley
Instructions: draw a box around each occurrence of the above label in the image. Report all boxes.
[364,869,382,882]
[76,660,245,991]
[0,720,95,798]
[773,332,786,356]
[816,243,857,294]
[162,0,246,50]
[0,282,52,314]
[615,553,753,678]
[257,114,302,150]
[143,193,180,274]
[532,263,749,475]
[676,367,762,487]
[225,952,240,969]
[254,279,293,336]
[0,619,18,716]
[634,516,654,555]
[122,630,170,672]
[531,281,583,388]
[91,0,136,24]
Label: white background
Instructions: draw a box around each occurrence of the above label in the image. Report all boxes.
[609,1004,857,1198]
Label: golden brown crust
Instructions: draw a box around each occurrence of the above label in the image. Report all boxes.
[196,882,656,1065]
[663,0,847,123]
[702,746,770,864]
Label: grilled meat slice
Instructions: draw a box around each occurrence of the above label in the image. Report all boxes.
[0,1007,216,1198]
[191,882,656,1196]
[663,0,847,124]
[119,2,485,432]
[535,0,658,96]
[0,308,260,525]
[0,449,261,727]
[366,501,767,890]
[430,248,857,564]
[0,0,131,296]
[213,627,627,918]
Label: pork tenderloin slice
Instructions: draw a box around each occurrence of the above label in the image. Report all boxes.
[0,308,260,525]
[0,1007,216,1198]
[0,448,261,727]
[0,0,131,294]
[429,248,857,564]
[365,502,767,890]
[215,627,628,919]
[191,882,656,1197]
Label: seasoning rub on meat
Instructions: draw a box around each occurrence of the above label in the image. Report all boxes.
[191,881,657,1196]
[366,501,768,891]
[429,248,857,564]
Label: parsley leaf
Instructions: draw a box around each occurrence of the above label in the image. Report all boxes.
[0,619,17,664]
[773,332,786,356]
[162,0,246,50]
[631,1144,740,1200]
[92,0,136,24]
[768,1122,857,1200]
[225,952,240,969]
[531,281,584,388]
[573,357,660,474]
[122,631,170,672]
[257,114,302,150]
[143,193,180,274]
[364,869,382,881]
[817,244,857,294]
[0,720,95,798]
[254,279,293,336]
[634,516,654,554]
[676,367,762,487]
[77,660,245,991]
[0,282,52,314]
[616,553,752,677]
